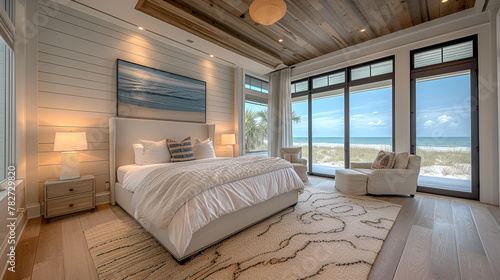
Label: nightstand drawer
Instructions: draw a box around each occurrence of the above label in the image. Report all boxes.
[46,193,94,218]
[46,180,94,199]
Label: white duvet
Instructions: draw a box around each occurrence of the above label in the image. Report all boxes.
[121,158,304,256]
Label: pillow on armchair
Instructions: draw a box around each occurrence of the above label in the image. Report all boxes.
[279,147,302,163]
[283,153,300,163]
[372,150,396,169]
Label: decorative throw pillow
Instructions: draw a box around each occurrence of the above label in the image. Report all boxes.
[193,138,216,159]
[132,144,144,165]
[167,137,196,162]
[283,153,300,163]
[371,150,396,169]
[139,139,170,164]
[393,152,410,169]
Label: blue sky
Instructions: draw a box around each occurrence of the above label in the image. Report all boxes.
[291,73,471,138]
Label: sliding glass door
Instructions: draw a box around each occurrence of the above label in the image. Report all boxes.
[311,89,345,175]
[349,80,393,163]
[291,57,394,177]
[411,36,479,199]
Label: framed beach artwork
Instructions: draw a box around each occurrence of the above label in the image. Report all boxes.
[117,59,206,123]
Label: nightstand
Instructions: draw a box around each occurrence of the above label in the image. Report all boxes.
[44,175,96,219]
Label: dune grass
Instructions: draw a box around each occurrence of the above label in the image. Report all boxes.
[295,144,471,179]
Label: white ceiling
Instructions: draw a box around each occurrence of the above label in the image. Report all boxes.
[54,0,274,75]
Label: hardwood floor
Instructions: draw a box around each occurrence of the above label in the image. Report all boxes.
[5,176,500,280]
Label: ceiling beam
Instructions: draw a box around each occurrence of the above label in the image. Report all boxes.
[135,0,284,69]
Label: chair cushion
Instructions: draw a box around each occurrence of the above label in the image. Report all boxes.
[334,169,368,195]
[280,147,302,160]
[372,150,396,169]
[393,152,410,169]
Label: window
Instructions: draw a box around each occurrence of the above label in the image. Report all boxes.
[410,35,478,200]
[244,99,268,155]
[291,80,308,93]
[244,75,269,155]
[0,0,14,183]
[245,75,269,93]
[291,57,394,176]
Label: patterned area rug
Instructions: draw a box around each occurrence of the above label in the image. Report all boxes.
[84,188,401,280]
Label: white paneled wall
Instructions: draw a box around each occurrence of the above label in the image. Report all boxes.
[36,2,235,199]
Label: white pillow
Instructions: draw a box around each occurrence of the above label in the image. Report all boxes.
[132,144,144,165]
[139,139,170,164]
[193,138,216,159]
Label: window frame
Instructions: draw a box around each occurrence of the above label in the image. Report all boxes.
[243,73,270,156]
[291,55,395,177]
[409,35,479,200]
[0,0,14,184]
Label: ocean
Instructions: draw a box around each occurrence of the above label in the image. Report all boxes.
[293,137,471,148]
[117,60,206,113]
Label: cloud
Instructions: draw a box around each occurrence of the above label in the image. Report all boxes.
[352,114,364,117]
[424,120,436,127]
[314,117,329,120]
[372,111,378,114]
[438,115,453,124]
[368,120,385,126]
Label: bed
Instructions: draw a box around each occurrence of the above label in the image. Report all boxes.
[109,117,304,262]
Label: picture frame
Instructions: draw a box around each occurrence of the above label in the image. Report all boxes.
[117,59,207,123]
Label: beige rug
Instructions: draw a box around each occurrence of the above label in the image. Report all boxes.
[84,188,401,280]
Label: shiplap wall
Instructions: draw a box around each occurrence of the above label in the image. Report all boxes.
[37,1,235,200]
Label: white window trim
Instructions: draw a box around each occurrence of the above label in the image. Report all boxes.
[236,69,270,156]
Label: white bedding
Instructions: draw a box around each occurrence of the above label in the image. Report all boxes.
[118,158,304,256]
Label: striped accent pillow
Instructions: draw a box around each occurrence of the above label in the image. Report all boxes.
[166,137,196,162]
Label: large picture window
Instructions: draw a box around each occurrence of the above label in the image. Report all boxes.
[291,57,395,176]
[410,35,479,200]
[244,75,269,156]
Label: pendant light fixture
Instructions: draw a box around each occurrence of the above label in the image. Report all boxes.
[249,0,287,25]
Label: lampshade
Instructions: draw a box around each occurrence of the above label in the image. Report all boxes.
[221,134,236,145]
[249,0,287,25]
[54,132,88,151]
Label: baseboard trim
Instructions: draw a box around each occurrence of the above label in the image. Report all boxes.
[26,203,41,219]
[96,191,111,205]
[0,210,28,279]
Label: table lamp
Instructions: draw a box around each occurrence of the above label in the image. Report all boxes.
[221,134,236,157]
[54,132,88,180]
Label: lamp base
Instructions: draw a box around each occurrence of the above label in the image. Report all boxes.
[225,145,234,157]
[60,152,81,180]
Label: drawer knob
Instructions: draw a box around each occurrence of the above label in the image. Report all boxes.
[69,204,74,207]
[69,188,73,192]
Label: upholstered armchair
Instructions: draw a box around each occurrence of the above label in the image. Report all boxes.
[350,155,422,196]
[279,147,308,182]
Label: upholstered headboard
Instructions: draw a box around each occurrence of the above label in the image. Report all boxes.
[109,117,215,204]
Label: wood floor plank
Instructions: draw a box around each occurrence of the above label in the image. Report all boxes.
[430,197,460,280]
[79,204,117,230]
[109,204,129,219]
[452,201,495,279]
[61,217,98,280]
[470,203,500,278]
[487,204,500,227]
[3,217,43,280]
[368,196,421,280]
[393,225,433,280]
[31,219,64,280]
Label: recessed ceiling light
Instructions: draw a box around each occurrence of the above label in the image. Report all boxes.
[138,26,144,30]
[210,54,214,57]
[360,28,366,32]
[441,0,448,2]
[278,39,283,42]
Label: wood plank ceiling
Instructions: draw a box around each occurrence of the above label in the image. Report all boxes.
[135,0,476,69]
